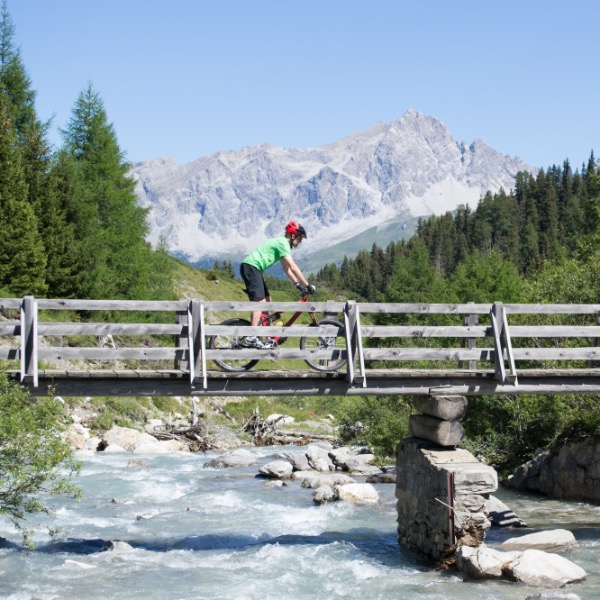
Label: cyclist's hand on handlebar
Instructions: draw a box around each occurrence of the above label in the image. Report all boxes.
[295,281,308,295]
[296,282,316,295]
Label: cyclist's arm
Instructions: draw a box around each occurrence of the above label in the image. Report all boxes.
[280,256,308,287]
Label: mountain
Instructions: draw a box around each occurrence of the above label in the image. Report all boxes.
[129,109,533,271]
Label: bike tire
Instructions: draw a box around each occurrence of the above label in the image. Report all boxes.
[209,318,259,372]
[300,318,347,372]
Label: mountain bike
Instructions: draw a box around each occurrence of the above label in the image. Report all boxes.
[208,293,347,372]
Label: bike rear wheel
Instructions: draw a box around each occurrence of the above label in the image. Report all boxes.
[209,318,259,372]
[300,318,347,372]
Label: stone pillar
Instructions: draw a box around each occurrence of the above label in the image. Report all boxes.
[395,439,498,561]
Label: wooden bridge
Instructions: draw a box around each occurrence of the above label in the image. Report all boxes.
[1,296,600,397]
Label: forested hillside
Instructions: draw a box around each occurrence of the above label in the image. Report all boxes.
[0,4,174,300]
[315,157,600,306]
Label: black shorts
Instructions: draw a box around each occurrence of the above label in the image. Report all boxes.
[240,263,269,301]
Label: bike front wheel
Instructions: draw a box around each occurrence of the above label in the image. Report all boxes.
[208,318,259,372]
[300,318,347,372]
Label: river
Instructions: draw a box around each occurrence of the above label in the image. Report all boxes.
[0,445,599,599]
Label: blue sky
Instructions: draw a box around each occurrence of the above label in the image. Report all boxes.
[9,0,600,169]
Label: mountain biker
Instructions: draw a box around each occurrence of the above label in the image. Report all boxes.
[239,221,316,348]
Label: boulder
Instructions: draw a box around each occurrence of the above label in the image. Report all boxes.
[258,460,293,479]
[313,485,335,505]
[203,448,259,469]
[282,451,311,472]
[506,549,586,588]
[290,469,319,481]
[335,482,379,504]
[301,473,356,489]
[501,529,577,552]
[306,444,334,471]
[102,426,156,452]
[455,545,520,579]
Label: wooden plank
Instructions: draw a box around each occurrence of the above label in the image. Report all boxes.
[204,300,342,313]
[37,323,184,335]
[512,348,600,360]
[0,322,20,335]
[504,304,600,314]
[206,347,347,361]
[357,303,493,314]
[0,298,21,309]
[38,347,179,360]
[205,324,343,337]
[361,348,495,361]
[359,325,491,338]
[508,326,600,337]
[36,299,188,311]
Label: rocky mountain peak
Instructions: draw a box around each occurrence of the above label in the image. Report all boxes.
[129,110,533,266]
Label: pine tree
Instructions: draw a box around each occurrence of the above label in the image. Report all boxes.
[0,1,50,209]
[0,1,36,142]
[0,90,47,295]
[61,84,153,299]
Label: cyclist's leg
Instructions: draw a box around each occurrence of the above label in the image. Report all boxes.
[240,263,268,341]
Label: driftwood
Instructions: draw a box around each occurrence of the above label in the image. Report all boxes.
[242,408,335,446]
[152,422,220,451]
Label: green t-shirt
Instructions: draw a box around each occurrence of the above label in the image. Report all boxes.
[242,237,291,272]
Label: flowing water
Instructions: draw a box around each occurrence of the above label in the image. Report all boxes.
[1,445,599,599]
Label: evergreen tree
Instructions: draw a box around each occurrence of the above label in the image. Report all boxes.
[449,250,523,303]
[40,151,81,296]
[0,90,46,295]
[385,237,448,304]
[0,1,50,210]
[61,84,154,299]
[0,1,36,143]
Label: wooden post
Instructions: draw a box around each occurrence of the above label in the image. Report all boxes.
[174,309,189,370]
[20,296,38,387]
[592,310,600,368]
[491,302,507,382]
[459,303,477,370]
[188,300,206,388]
[344,300,366,386]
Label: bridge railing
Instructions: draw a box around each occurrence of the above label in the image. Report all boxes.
[1,297,599,391]
[347,301,600,387]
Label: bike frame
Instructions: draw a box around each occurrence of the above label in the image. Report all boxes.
[258,296,319,345]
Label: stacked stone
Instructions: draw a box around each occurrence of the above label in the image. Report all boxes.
[395,437,497,560]
[396,393,498,560]
[408,394,468,447]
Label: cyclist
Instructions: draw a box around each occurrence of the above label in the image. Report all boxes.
[239,221,315,348]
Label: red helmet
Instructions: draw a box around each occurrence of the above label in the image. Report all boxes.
[285,221,307,238]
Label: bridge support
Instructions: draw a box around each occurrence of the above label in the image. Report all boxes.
[396,394,498,560]
[395,438,498,560]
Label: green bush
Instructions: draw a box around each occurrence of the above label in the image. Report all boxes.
[337,395,412,460]
[0,374,81,540]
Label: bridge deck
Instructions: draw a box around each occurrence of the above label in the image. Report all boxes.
[11,368,600,397]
